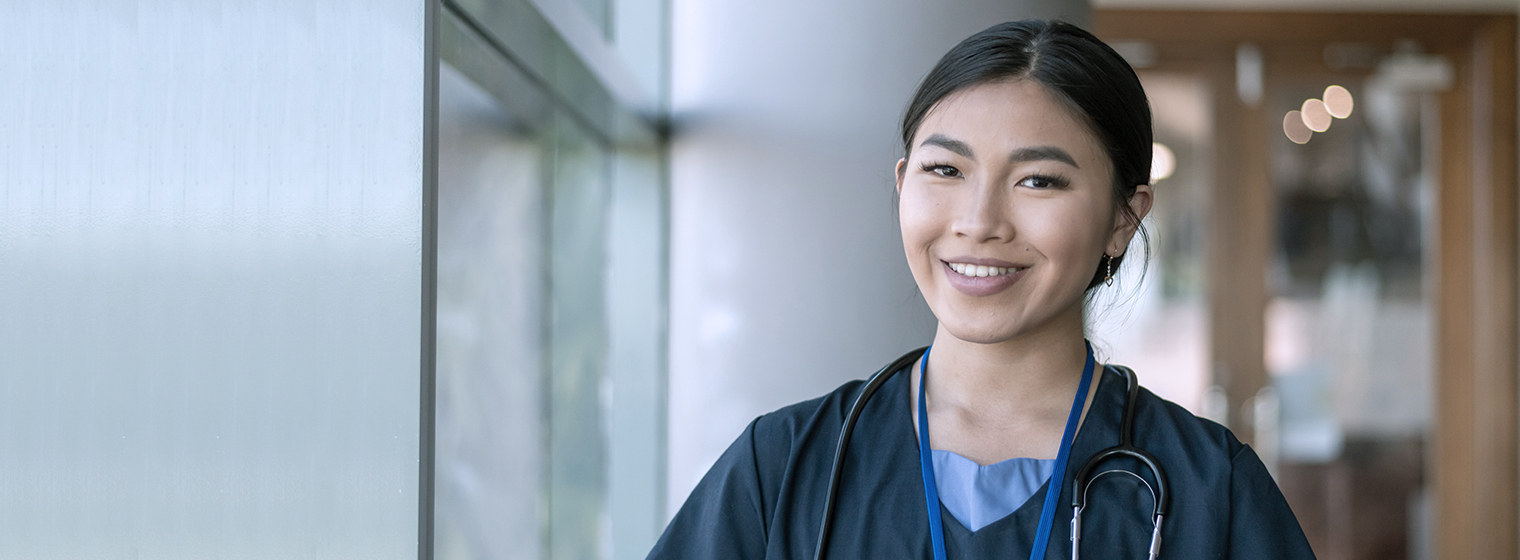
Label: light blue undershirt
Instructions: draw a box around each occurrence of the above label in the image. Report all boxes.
[930,449,1055,532]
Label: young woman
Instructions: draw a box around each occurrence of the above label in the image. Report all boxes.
[648,20,1314,559]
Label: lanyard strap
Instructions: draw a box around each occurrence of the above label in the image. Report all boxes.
[916,341,1096,560]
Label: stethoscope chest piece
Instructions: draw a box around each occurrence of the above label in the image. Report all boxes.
[1069,366,1170,560]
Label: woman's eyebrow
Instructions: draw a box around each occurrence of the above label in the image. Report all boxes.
[919,134,974,159]
[1009,146,1079,168]
[919,135,1079,169]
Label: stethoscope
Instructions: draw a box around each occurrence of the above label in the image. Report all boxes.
[812,343,1170,560]
[1071,359,1169,560]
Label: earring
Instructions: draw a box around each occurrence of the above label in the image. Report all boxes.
[1103,254,1114,287]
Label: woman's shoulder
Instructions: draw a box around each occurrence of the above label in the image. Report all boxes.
[747,376,874,458]
[1114,366,1242,456]
[1104,365,1258,487]
[1115,365,1292,504]
[651,367,917,559]
[1105,366,1316,557]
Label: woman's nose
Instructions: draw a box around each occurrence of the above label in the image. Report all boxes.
[951,179,1014,243]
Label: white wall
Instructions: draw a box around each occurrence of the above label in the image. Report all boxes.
[665,0,1091,514]
[0,2,428,557]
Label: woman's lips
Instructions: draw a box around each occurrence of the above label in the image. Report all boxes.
[941,260,1027,297]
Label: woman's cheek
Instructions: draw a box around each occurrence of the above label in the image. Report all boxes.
[1022,202,1104,282]
[898,188,944,289]
[898,187,939,251]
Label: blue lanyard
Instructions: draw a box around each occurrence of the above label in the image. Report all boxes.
[916,341,1096,560]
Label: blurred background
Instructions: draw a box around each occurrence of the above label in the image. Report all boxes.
[3,0,1518,559]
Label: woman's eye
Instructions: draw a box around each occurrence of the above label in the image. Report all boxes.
[921,164,962,178]
[1018,174,1068,190]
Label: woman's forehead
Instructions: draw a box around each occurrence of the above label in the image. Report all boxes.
[913,80,1105,164]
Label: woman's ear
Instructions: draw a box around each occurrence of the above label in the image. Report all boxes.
[895,158,908,194]
[1108,183,1154,255]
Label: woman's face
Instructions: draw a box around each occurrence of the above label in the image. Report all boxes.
[896,79,1149,344]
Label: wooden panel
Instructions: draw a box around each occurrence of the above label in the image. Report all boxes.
[1434,33,1478,560]
[1097,10,1488,50]
[1473,18,1520,558]
[1434,17,1519,560]
[1206,63,1273,442]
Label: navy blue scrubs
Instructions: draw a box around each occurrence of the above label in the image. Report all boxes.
[647,362,1316,559]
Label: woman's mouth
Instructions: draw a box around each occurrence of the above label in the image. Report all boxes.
[941,260,1028,297]
[945,262,1021,278]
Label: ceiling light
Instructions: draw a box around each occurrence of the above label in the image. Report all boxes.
[1301,99,1332,132]
[1284,111,1312,144]
[1323,85,1353,118]
[1151,142,1176,182]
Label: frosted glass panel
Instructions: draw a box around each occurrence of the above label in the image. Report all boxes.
[0,2,426,558]
[548,112,614,560]
[434,62,549,560]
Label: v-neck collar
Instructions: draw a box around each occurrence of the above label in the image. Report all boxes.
[889,363,1126,535]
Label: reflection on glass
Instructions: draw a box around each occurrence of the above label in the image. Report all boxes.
[435,62,549,560]
[1267,66,1435,559]
[548,111,614,560]
[436,63,624,560]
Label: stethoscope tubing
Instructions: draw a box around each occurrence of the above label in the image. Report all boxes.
[813,347,927,560]
[1070,365,1169,560]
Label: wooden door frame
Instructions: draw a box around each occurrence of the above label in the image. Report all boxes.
[1094,10,1518,559]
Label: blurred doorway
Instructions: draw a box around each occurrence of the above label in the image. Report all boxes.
[1095,11,1517,560]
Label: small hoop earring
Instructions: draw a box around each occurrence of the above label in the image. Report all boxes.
[1103,254,1115,287]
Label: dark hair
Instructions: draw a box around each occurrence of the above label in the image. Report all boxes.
[901,20,1151,291]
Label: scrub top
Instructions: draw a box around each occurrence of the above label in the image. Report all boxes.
[647,362,1317,559]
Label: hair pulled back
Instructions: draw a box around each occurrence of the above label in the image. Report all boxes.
[901,20,1152,290]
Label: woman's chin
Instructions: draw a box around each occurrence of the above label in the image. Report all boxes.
[939,321,1025,346]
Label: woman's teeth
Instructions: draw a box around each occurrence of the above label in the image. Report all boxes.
[948,262,1019,277]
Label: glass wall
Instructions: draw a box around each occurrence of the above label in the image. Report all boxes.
[1,1,665,558]
[0,1,428,558]
[433,0,666,558]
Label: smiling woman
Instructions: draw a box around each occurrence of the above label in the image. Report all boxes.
[648,20,1315,560]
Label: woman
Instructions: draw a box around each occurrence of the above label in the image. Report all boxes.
[648,20,1314,559]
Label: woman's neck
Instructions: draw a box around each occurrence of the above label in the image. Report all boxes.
[912,305,1097,464]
